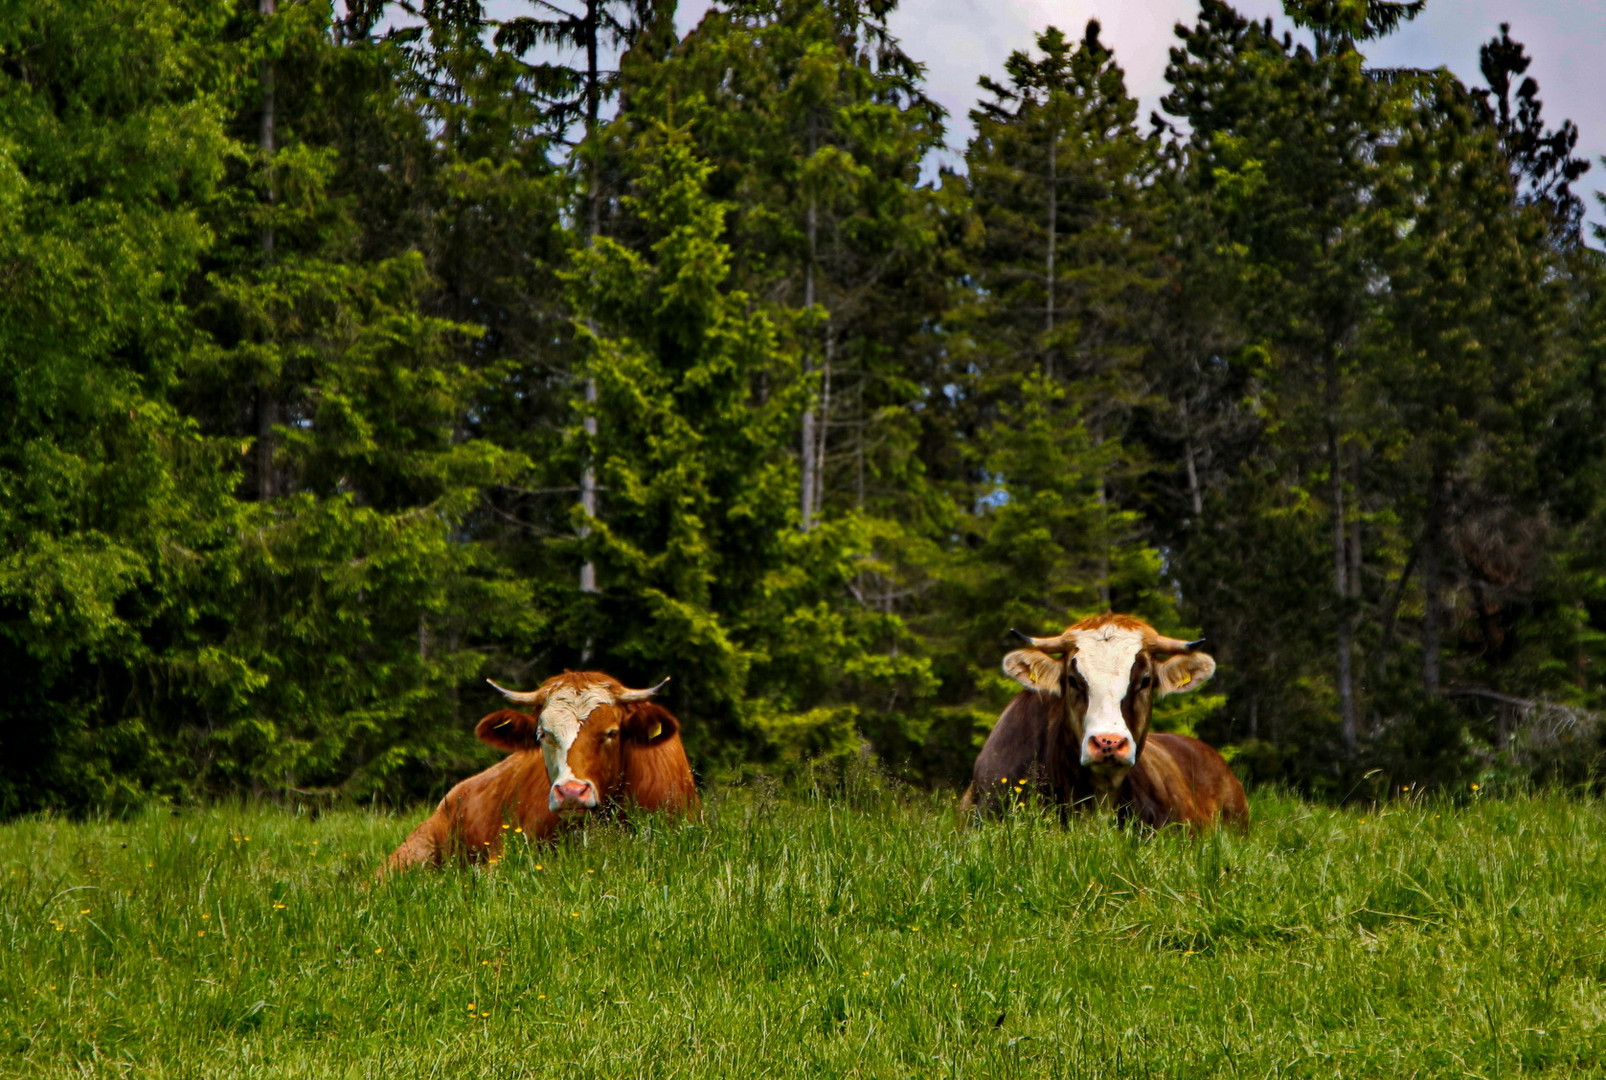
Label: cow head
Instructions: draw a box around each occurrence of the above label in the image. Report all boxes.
[477,671,677,814]
[1001,614,1215,776]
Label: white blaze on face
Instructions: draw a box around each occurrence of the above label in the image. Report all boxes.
[1070,625,1145,768]
[538,685,613,792]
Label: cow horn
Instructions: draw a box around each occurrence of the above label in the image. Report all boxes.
[486,678,545,705]
[615,677,670,703]
[1010,629,1072,652]
[1148,635,1207,654]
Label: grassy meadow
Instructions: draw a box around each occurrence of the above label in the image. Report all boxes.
[2,786,1604,1078]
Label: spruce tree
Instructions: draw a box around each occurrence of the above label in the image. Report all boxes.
[601,0,950,772]
[0,0,241,811]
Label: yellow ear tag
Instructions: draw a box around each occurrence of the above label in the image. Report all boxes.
[1176,672,1192,688]
[648,720,662,740]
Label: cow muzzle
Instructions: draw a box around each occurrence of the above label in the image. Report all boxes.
[1082,733,1135,768]
[549,779,600,812]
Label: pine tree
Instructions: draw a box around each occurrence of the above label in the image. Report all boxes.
[956,20,1167,608]
[1471,23,1591,241]
[925,21,1195,767]
[559,126,801,758]
[0,0,242,811]
[1159,1,1396,763]
[614,0,952,531]
[600,0,950,772]
[496,0,670,603]
[172,0,530,799]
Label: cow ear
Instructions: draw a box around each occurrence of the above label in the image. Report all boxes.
[1156,651,1216,696]
[475,710,541,752]
[1002,649,1063,694]
[622,702,679,745]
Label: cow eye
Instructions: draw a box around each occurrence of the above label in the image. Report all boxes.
[1139,675,1153,691]
[603,728,619,740]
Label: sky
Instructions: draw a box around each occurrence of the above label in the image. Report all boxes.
[670,0,1606,231]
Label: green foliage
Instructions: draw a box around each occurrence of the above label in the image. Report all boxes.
[1141,2,1606,791]
[602,0,951,775]
[0,0,241,813]
[932,23,1189,752]
[562,127,804,748]
[560,127,934,771]
[2,0,1604,810]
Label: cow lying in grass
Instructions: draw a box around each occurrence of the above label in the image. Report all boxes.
[962,613,1248,832]
[383,671,698,873]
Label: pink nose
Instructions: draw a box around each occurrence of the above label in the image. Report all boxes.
[551,780,594,807]
[1087,734,1131,761]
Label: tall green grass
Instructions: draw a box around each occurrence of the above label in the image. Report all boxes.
[2,787,1603,1078]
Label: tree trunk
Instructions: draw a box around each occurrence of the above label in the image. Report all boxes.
[800,185,818,531]
[1044,126,1057,380]
[855,367,865,511]
[254,392,280,501]
[1421,470,1447,696]
[1096,473,1111,609]
[799,202,815,530]
[255,0,277,501]
[260,0,275,255]
[579,378,598,594]
[584,0,600,243]
[1348,446,1363,600]
[814,327,832,523]
[1326,348,1356,755]
[1181,397,1203,519]
[579,0,601,594]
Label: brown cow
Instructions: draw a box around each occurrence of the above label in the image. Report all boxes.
[382,671,698,873]
[962,613,1248,832]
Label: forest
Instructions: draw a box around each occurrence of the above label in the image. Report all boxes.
[2,0,1603,814]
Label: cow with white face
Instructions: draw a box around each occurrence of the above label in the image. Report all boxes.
[487,674,671,813]
[382,671,698,873]
[962,613,1248,831]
